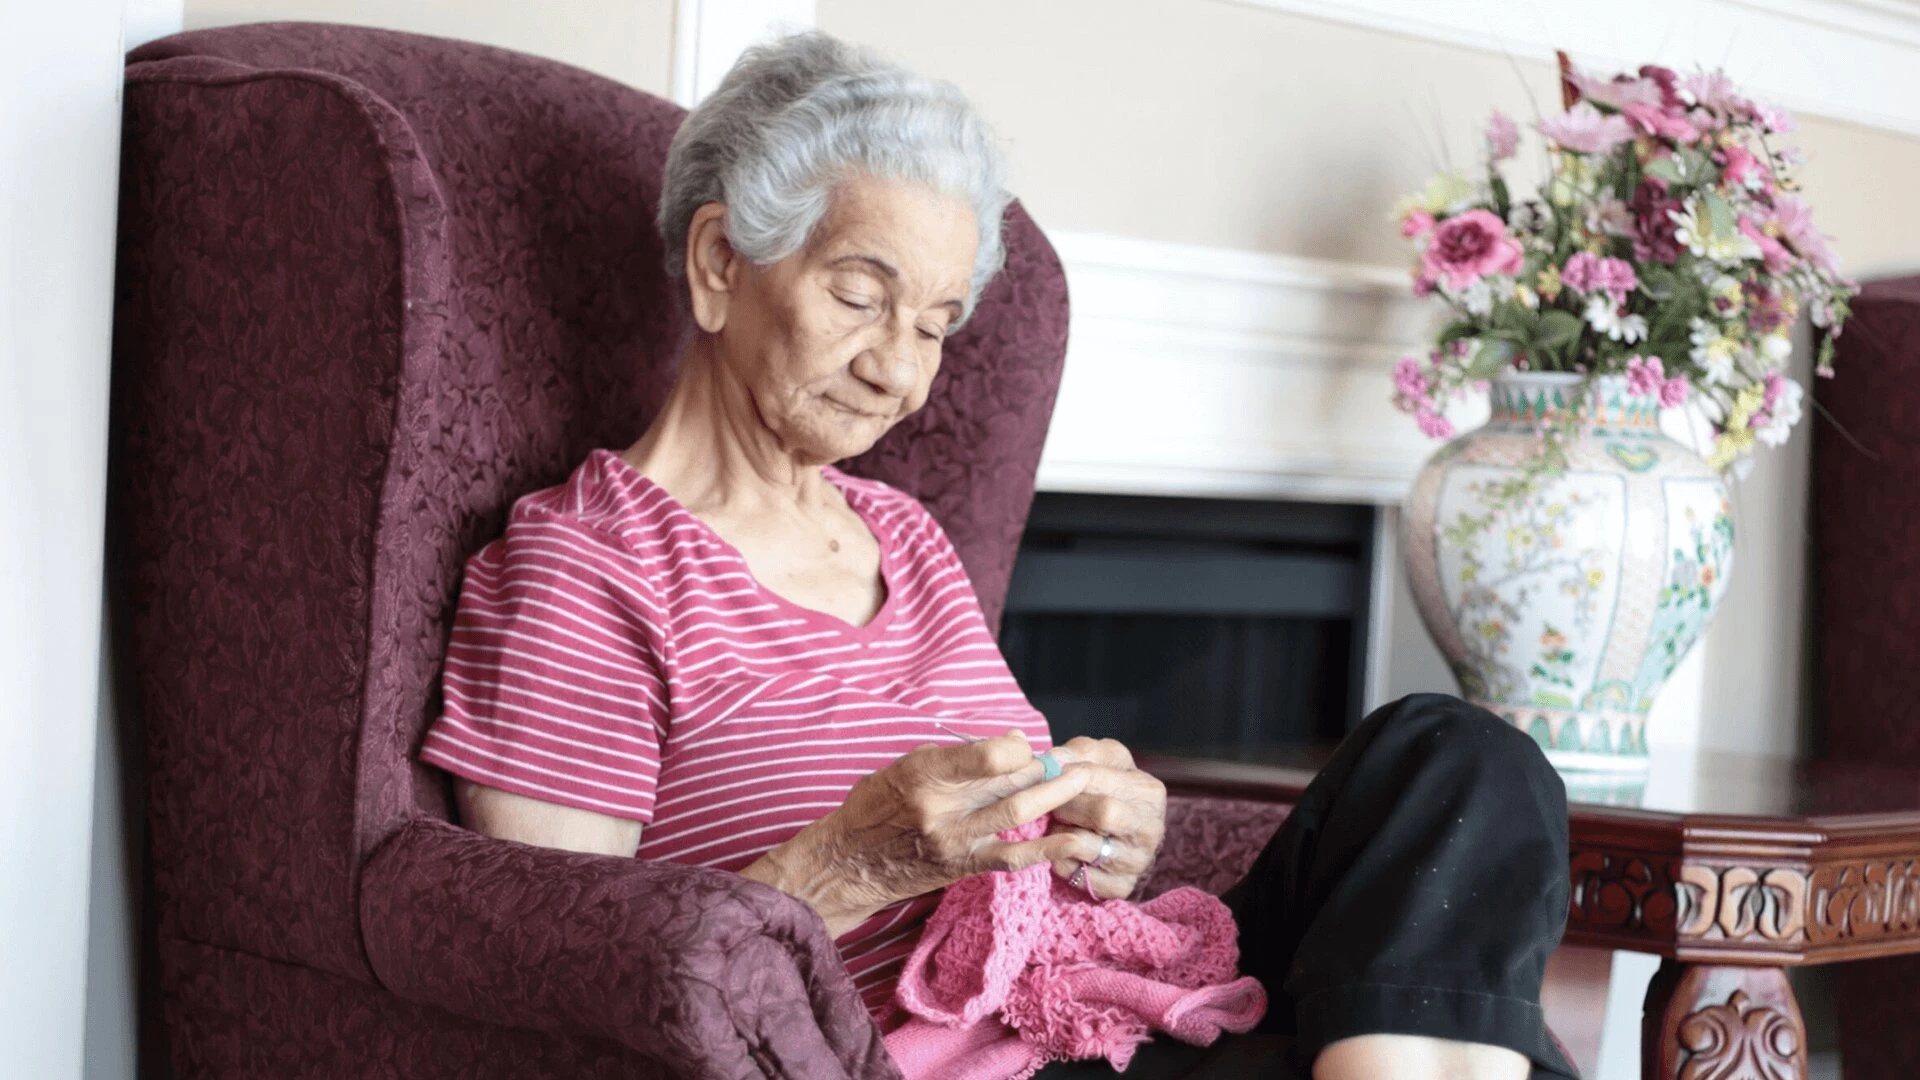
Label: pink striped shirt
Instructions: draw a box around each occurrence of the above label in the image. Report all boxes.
[419,449,1052,1019]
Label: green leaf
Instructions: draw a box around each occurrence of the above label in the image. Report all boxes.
[1705,193,1737,239]
[1465,339,1518,379]
[1490,175,1512,220]
[1638,264,1678,300]
[1438,321,1479,347]
[1490,302,1539,339]
[1534,309,1584,350]
[1644,156,1685,184]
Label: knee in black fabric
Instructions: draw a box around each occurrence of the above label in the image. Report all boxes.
[1371,694,1567,816]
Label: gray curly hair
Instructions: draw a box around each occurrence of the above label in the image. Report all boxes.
[656,32,1011,322]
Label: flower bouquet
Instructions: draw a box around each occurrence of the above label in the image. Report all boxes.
[1393,60,1856,475]
[1394,59,1857,772]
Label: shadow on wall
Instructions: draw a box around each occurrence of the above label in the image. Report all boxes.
[88,529,173,1079]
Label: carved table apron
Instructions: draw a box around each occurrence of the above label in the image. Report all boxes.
[1143,753,1920,1080]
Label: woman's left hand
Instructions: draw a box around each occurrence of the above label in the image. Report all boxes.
[1043,736,1167,900]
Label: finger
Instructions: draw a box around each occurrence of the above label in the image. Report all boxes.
[1048,792,1153,847]
[1048,736,1136,771]
[1050,761,1165,803]
[1047,858,1136,901]
[1045,769,1166,844]
[968,831,1084,874]
[962,767,1090,836]
[915,731,1036,785]
[962,745,1079,803]
[1046,825,1152,876]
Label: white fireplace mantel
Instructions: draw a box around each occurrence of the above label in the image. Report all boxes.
[1037,231,1472,506]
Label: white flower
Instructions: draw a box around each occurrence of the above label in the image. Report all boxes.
[1756,378,1803,447]
[1690,319,1741,386]
[1810,297,1836,329]
[1760,332,1793,363]
[1507,201,1549,234]
[1460,278,1495,316]
[1392,172,1479,220]
[1513,282,1540,309]
[1585,198,1634,238]
[1585,294,1648,343]
[1670,198,1762,264]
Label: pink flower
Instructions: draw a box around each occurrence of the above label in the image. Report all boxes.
[1415,406,1456,440]
[1622,102,1699,143]
[1568,70,1665,111]
[1764,372,1788,411]
[1537,103,1637,155]
[1716,144,1768,191]
[1660,377,1690,408]
[1637,66,1685,108]
[1737,216,1795,274]
[1687,105,1726,134]
[1746,282,1788,335]
[1420,210,1524,290]
[1561,251,1601,292]
[1486,110,1520,162]
[1748,100,1796,134]
[1393,356,1432,399]
[1772,195,1842,276]
[1401,209,1436,238]
[1625,355,1666,398]
[1681,71,1745,114]
[1561,252,1638,305]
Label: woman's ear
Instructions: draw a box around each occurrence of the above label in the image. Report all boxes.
[684,202,737,334]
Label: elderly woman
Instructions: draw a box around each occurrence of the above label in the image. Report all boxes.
[419,32,1573,1080]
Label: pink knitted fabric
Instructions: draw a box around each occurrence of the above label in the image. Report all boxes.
[883,818,1267,1079]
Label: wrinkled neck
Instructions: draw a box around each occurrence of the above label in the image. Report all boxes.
[621,334,834,518]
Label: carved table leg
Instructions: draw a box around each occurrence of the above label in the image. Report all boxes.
[1641,961,1806,1080]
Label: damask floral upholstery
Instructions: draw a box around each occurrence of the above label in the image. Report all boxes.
[111,21,1294,1078]
[1813,273,1920,1080]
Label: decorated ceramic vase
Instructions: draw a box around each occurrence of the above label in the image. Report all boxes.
[1403,372,1733,772]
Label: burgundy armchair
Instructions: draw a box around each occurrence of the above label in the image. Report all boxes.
[111,22,1291,1078]
[1812,273,1920,1080]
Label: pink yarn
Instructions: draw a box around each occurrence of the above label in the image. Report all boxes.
[883,818,1267,1079]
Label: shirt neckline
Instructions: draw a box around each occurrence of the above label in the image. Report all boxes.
[593,449,903,642]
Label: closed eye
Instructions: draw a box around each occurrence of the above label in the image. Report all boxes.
[917,325,944,342]
[834,293,875,313]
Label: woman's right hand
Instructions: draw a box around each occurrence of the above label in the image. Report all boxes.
[740,732,1090,936]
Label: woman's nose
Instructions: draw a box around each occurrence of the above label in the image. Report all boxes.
[853,323,920,397]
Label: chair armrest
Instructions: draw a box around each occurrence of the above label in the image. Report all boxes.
[1137,755,1319,805]
[359,817,903,1080]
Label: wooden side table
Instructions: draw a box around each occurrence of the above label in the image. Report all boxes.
[1143,752,1920,1080]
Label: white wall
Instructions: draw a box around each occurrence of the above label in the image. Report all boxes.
[1,0,149,1076]
[184,0,679,96]
[816,0,1920,766]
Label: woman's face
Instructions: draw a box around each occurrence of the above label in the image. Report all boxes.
[711,176,979,465]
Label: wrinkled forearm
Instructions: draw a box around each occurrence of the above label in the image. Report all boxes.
[739,816,900,937]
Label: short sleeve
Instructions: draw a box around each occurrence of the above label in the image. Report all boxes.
[419,511,669,824]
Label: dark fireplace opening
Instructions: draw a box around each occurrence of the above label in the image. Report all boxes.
[998,493,1377,763]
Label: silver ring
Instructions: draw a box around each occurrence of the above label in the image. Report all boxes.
[1092,835,1114,868]
[1035,751,1062,781]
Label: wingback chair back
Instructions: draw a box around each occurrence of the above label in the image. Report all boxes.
[112,22,1068,1071]
[1812,274,1920,1080]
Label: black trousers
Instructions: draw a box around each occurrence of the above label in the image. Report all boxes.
[1034,694,1577,1079]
